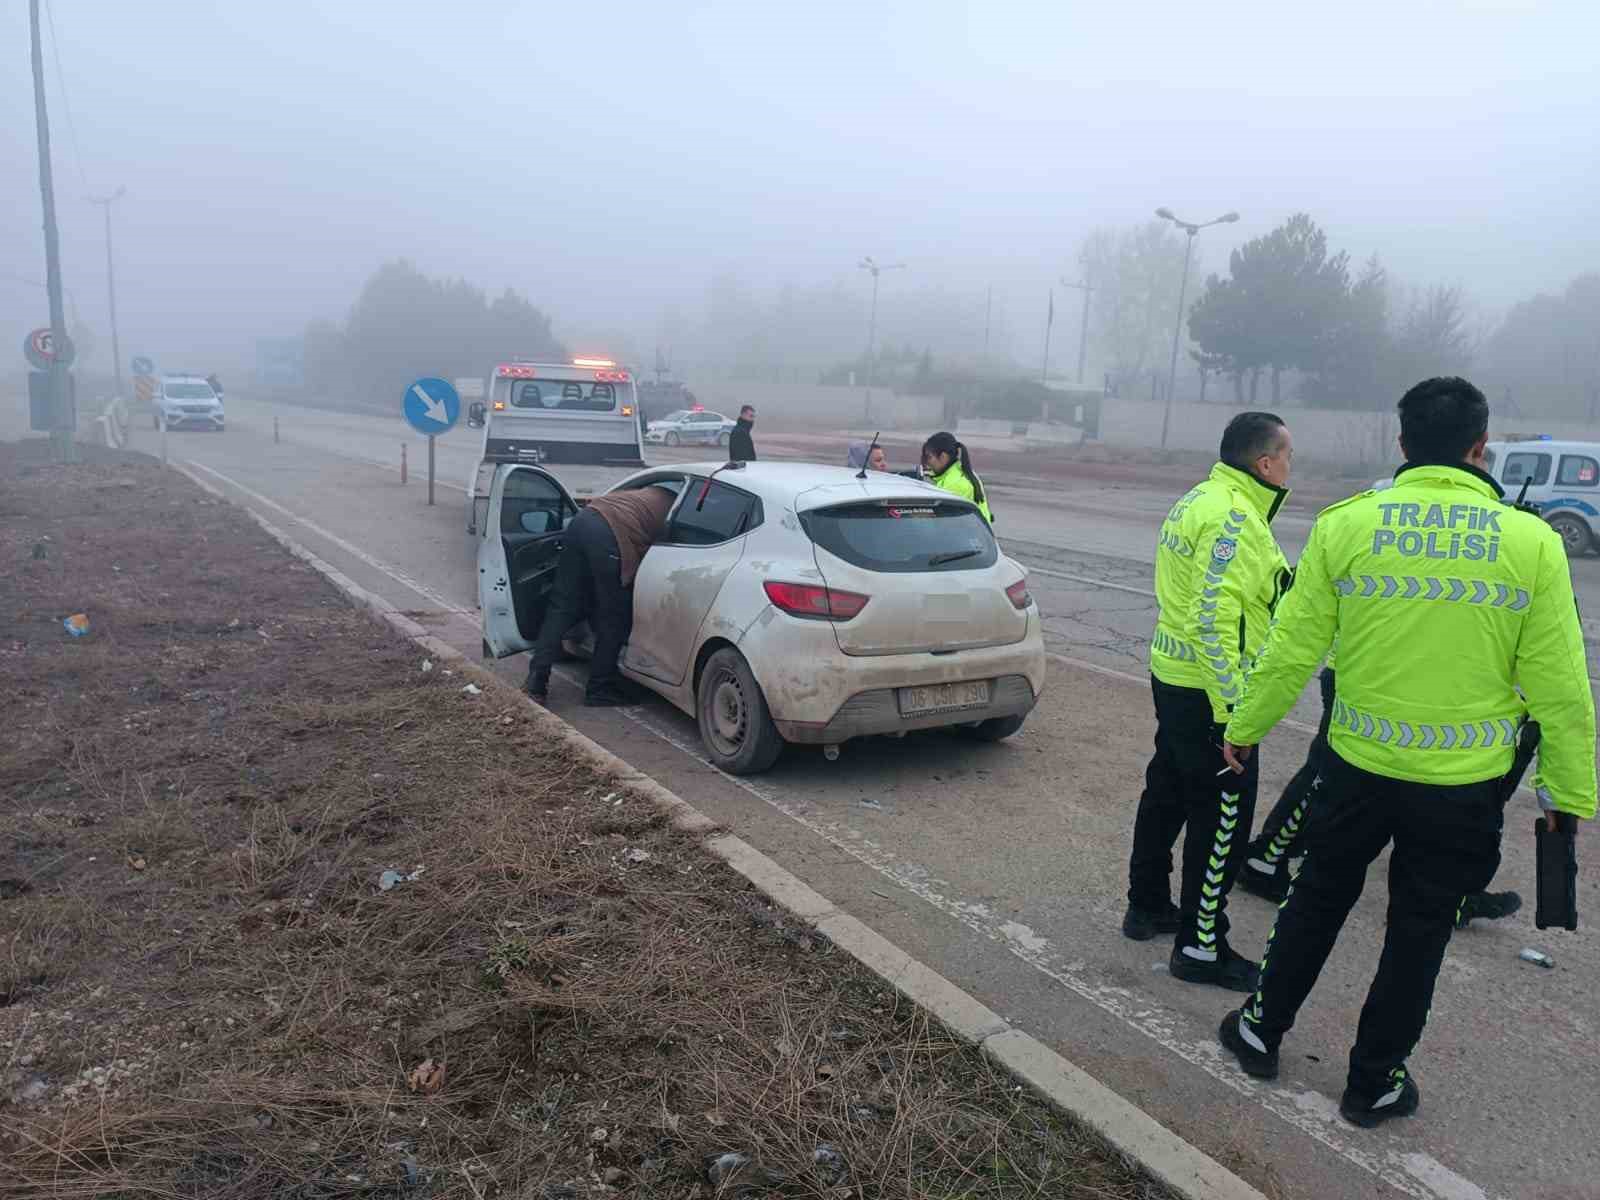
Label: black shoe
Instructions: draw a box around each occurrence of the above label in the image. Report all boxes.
[1169,943,1260,993]
[1340,1074,1420,1129]
[1456,890,1522,928]
[1236,854,1292,903]
[1218,1009,1279,1079]
[523,681,549,705]
[1122,902,1181,942]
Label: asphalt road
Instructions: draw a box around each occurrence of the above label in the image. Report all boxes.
[14,395,1600,1200]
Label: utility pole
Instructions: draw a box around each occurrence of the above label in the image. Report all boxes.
[858,256,904,423]
[983,285,992,363]
[1061,276,1095,384]
[30,0,73,462]
[89,187,127,401]
[1154,206,1239,451]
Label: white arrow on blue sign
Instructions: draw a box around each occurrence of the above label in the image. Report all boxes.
[131,355,154,376]
[403,377,460,436]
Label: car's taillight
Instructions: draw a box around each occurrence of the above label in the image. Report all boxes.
[763,581,869,621]
[1006,578,1032,610]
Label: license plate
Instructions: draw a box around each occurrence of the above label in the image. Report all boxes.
[898,680,991,717]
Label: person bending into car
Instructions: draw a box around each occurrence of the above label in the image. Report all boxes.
[524,485,677,707]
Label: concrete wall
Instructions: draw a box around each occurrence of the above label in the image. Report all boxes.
[685,379,948,432]
[1095,397,1600,473]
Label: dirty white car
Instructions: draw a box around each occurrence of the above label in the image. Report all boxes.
[477,462,1045,773]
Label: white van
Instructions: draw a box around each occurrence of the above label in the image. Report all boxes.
[465,358,645,533]
[1483,438,1600,555]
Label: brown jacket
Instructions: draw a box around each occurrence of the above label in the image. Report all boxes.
[588,486,676,586]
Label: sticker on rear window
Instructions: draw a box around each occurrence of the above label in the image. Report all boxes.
[887,506,935,518]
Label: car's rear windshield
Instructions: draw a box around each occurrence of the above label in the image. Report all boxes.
[510,379,618,412]
[164,382,215,399]
[801,499,998,573]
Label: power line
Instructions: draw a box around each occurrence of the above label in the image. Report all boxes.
[43,0,90,192]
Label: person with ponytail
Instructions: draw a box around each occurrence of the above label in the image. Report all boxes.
[920,431,993,522]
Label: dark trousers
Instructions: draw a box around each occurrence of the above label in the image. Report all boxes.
[1242,749,1503,1099]
[1250,668,1337,867]
[1129,677,1260,954]
[526,509,633,702]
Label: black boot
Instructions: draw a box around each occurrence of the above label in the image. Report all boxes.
[1455,890,1521,928]
[1340,1073,1420,1129]
[1122,902,1181,942]
[1236,849,1292,903]
[1218,1008,1279,1079]
[1170,942,1260,993]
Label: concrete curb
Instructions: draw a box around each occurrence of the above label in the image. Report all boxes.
[169,459,1266,1200]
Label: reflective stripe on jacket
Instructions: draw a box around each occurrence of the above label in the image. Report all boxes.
[928,461,994,522]
[1226,463,1596,817]
[1149,462,1291,723]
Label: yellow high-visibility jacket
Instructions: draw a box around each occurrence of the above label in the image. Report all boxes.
[1149,462,1292,723]
[927,461,994,523]
[1227,463,1596,818]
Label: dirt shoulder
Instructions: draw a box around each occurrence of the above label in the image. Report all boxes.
[1,438,1176,1199]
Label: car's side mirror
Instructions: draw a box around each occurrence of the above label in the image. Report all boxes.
[467,401,487,428]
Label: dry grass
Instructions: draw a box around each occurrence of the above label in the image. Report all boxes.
[1,440,1175,1200]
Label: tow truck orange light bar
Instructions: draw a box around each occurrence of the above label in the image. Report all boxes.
[495,362,631,382]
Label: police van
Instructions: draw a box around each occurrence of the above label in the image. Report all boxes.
[1483,437,1600,555]
[465,358,645,533]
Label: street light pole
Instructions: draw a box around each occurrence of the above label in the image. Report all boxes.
[1061,276,1095,384]
[89,187,127,401]
[29,0,73,463]
[858,256,904,422]
[1154,207,1239,450]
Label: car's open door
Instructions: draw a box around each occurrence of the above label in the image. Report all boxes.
[478,464,579,657]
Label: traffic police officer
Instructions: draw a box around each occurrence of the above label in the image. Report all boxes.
[1125,412,1293,993]
[1217,377,1595,1128]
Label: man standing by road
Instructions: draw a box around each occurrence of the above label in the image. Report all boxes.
[1125,412,1294,995]
[1217,377,1594,1128]
[524,484,677,708]
[729,405,757,462]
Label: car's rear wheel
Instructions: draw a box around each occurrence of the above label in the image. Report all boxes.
[1548,514,1593,556]
[697,648,783,774]
[665,431,680,447]
[964,713,1028,741]
[718,431,730,447]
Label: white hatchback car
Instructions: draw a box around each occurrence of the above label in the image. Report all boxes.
[477,461,1045,773]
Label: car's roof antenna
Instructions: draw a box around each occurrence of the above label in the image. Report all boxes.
[696,459,745,511]
[856,432,881,480]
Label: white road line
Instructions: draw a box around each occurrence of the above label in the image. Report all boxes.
[182,459,474,618]
[192,455,1496,1200]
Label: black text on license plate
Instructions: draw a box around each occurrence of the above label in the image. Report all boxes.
[898,680,992,716]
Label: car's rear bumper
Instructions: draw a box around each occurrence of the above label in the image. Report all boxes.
[752,614,1046,743]
[773,673,1037,743]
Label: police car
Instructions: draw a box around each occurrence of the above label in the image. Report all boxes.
[644,408,736,448]
[1485,437,1600,555]
[1377,437,1600,555]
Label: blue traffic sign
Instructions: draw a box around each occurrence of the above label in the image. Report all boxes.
[131,355,154,376]
[402,377,460,436]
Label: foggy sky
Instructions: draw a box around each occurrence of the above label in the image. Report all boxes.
[5,0,1597,374]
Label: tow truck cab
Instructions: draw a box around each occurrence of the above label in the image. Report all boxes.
[465,358,645,534]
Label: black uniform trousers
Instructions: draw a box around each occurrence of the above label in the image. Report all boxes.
[1129,676,1260,954]
[526,508,633,703]
[1242,748,1503,1100]
[1250,668,1337,867]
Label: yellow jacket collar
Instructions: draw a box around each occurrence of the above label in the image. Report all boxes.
[1209,461,1289,524]
[1392,461,1504,501]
